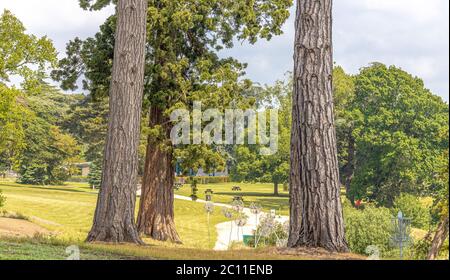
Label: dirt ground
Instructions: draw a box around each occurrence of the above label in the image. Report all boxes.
[0,217,51,237]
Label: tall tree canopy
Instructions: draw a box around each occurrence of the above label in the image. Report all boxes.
[0,9,57,174]
[335,63,449,206]
[54,0,293,243]
[230,78,292,196]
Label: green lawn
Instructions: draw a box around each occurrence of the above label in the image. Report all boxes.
[0,180,364,260]
[0,238,143,260]
[0,180,227,249]
[176,182,290,215]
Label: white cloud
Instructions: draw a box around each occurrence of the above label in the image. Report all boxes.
[0,0,114,57]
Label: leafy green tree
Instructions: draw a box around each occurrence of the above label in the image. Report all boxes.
[392,193,431,229]
[231,78,291,195]
[0,10,56,92]
[338,63,449,206]
[87,162,102,189]
[0,10,57,176]
[18,120,80,185]
[54,0,293,242]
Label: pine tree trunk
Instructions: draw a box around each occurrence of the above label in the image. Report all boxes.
[137,107,181,243]
[427,216,449,260]
[288,0,349,252]
[87,0,147,244]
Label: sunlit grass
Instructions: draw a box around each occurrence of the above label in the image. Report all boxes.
[175,182,290,215]
[0,180,227,249]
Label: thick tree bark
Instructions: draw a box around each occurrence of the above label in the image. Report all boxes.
[288,0,349,252]
[137,107,181,243]
[274,182,279,196]
[427,216,449,260]
[87,0,147,244]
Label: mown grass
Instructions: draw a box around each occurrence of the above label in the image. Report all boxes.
[175,182,290,215]
[0,235,315,260]
[0,237,142,260]
[0,180,363,260]
[0,181,227,249]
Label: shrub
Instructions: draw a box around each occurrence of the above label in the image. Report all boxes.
[392,194,431,229]
[181,176,229,184]
[248,216,288,248]
[344,203,393,255]
[68,175,88,183]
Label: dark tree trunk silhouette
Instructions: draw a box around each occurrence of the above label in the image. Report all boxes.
[137,107,181,243]
[288,0,349,252]
[427,216,449,260]
[274,182,279,196]
[87,0,147,244]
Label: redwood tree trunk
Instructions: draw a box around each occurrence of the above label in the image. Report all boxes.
[288,0,348,252]
[427,216,449,260]
[137,107,181,243]
[87,0,147,244]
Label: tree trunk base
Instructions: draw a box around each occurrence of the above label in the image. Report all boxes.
[87,226,144,245]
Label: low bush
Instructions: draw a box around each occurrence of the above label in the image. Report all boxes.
[68,175,88,183]
[344,202,393,255]
[248,216,288,248]
[392,193,431,229]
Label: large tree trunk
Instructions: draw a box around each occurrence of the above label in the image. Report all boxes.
[137,107,181,243]
[288,0,348,252]
[274,182,279,196]
[427,216,449,260]
[87,0,147,244]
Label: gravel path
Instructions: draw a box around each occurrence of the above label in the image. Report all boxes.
[137,188,288,251]
[173,194,288,251]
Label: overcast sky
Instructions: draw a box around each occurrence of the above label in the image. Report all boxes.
[1,0,448,101]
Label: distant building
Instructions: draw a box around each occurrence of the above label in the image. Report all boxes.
[74,162,91,177]
[175,162,229,177]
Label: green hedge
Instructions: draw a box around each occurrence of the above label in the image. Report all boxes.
[179,176,230,184]
[68,176,89,183]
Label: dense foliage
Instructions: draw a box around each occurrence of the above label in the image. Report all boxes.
[337,64,449,206]
[53,0,294,174]
[230,79,291,194]
[343,201,393,255]
[392,194,431,229]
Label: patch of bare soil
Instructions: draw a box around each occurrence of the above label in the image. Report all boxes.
[0,217,51,237]
[273,247,366,260]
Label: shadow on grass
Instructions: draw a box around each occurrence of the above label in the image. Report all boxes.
[215,191,289,198]
[0,182,96,195]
